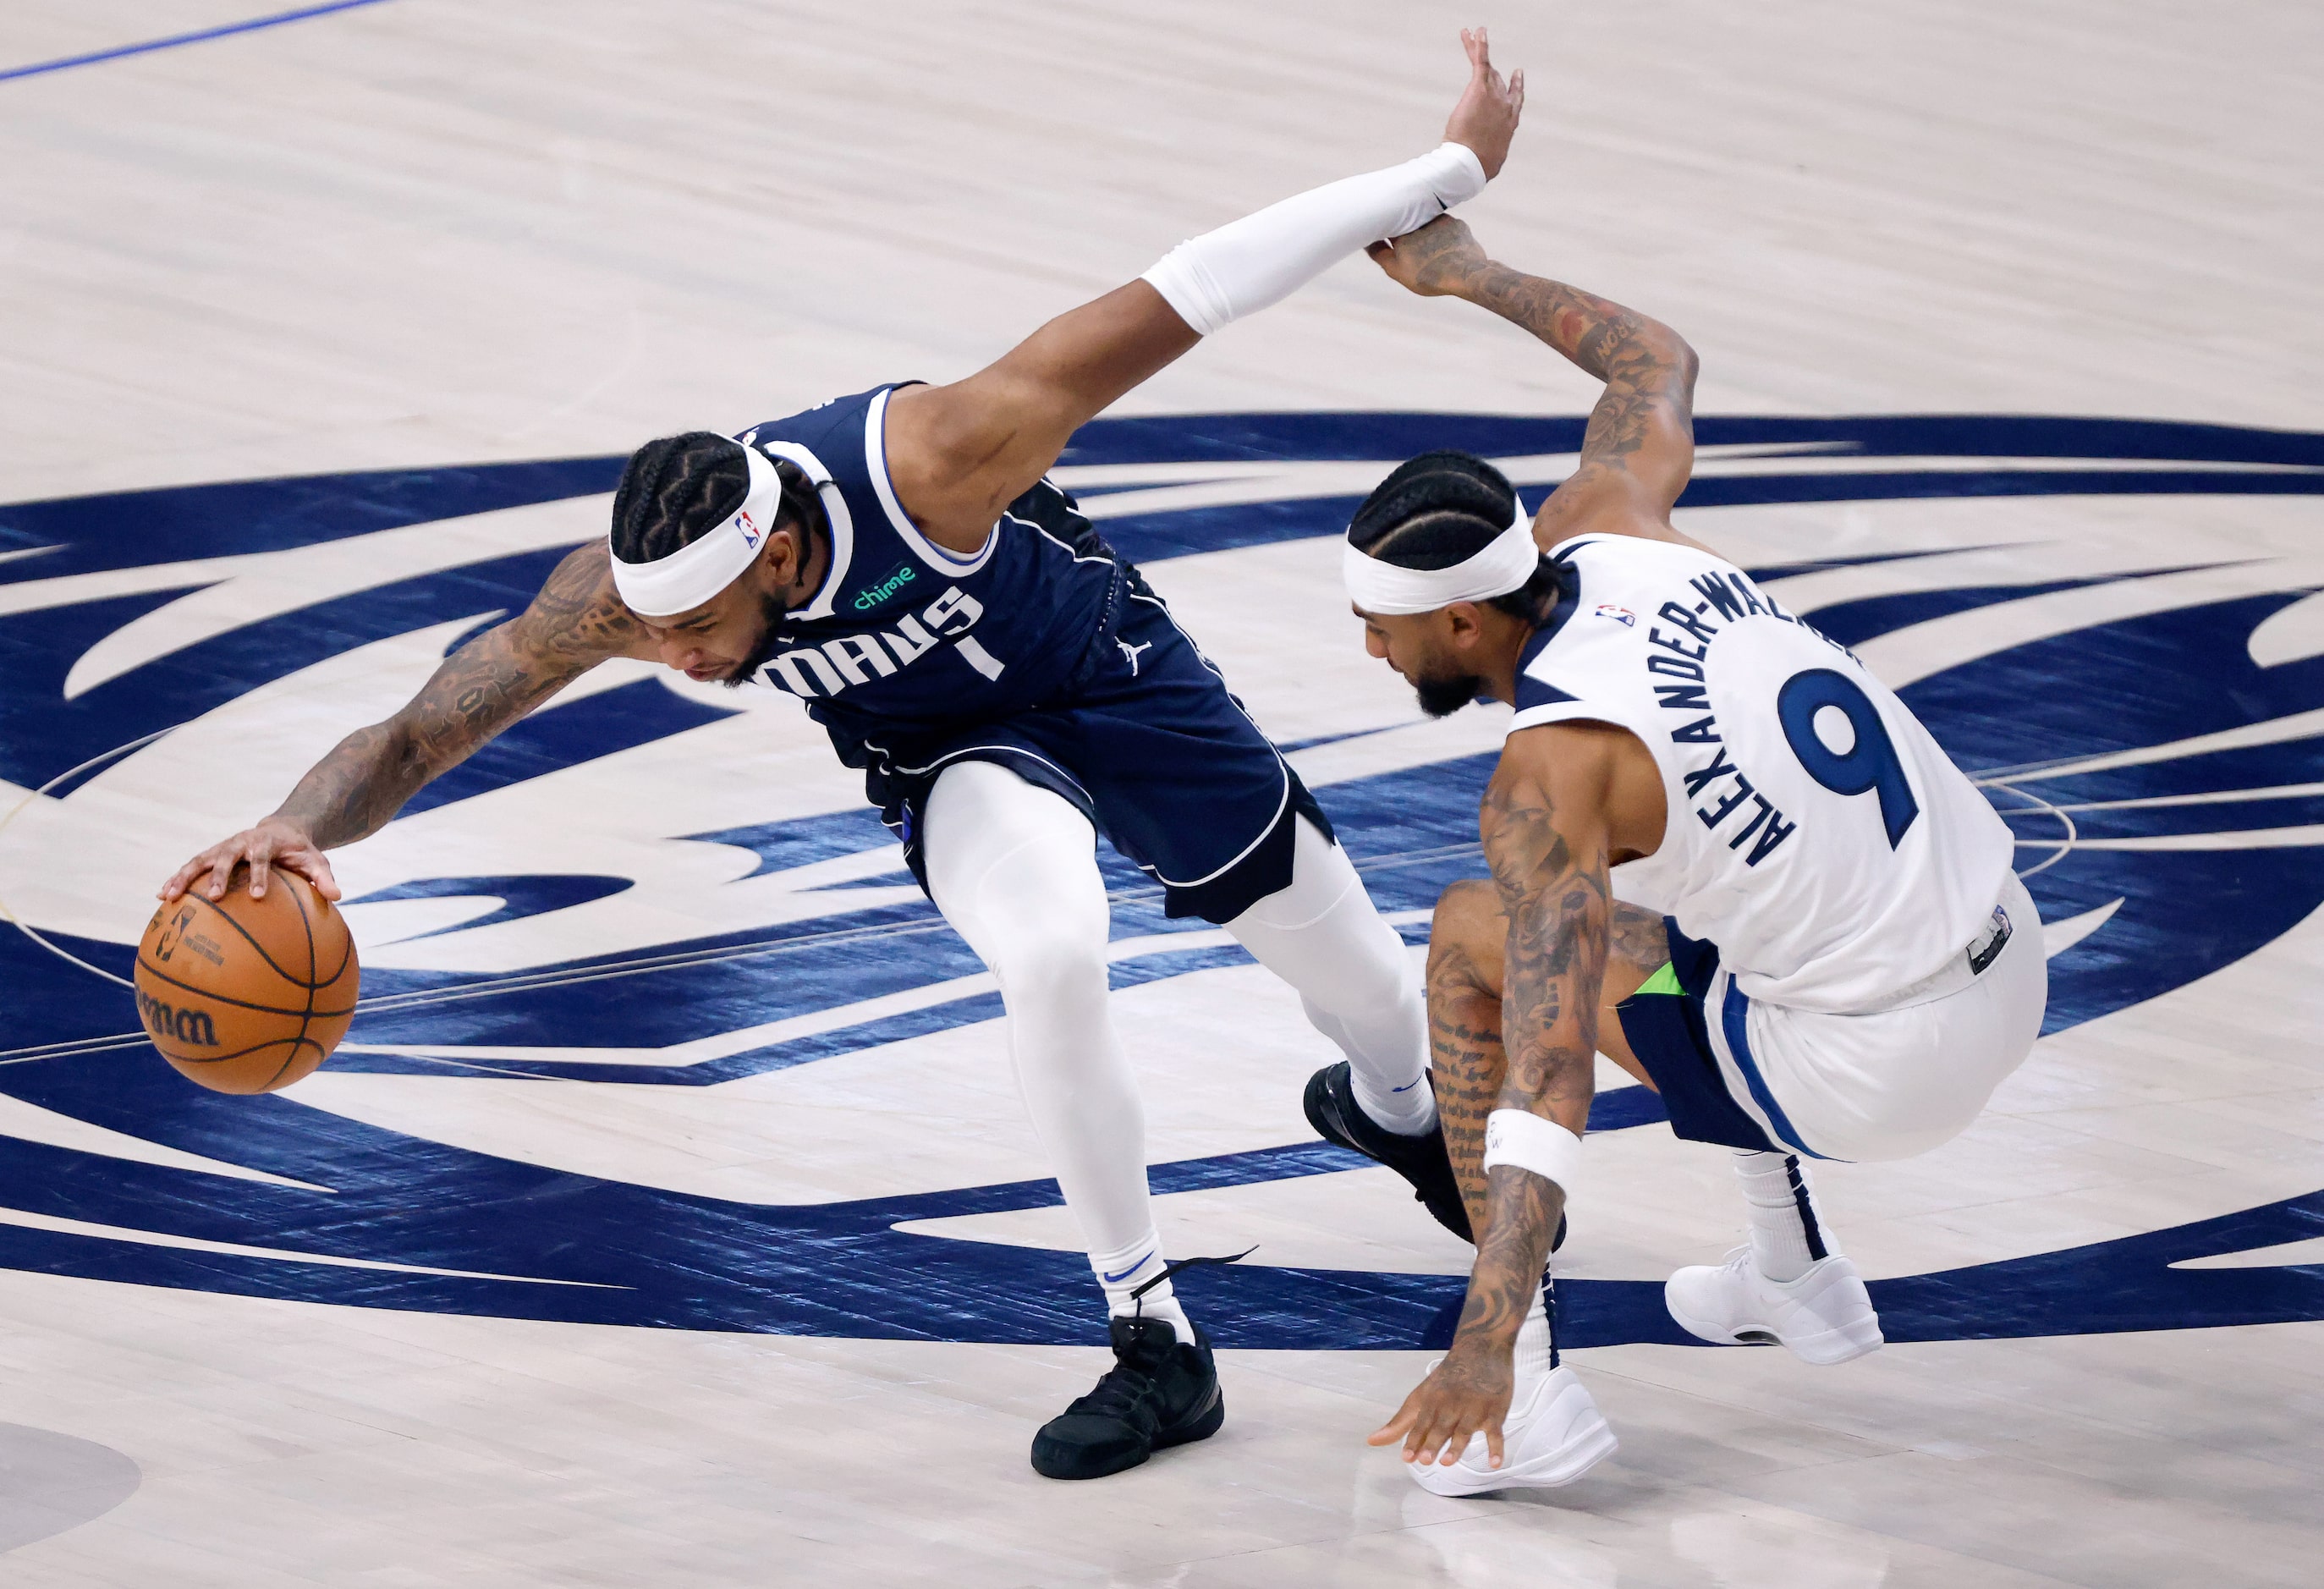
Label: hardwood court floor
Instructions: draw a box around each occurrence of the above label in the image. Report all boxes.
[2,3,2320,1585]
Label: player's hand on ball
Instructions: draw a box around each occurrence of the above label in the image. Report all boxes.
[1367,215,1489,298]
[162,817,340,904]
[1442,26,1524,179]
[1367,1342,1514,1469]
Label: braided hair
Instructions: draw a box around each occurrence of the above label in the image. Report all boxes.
[1347,449,1561,619]
[608,432,826,568]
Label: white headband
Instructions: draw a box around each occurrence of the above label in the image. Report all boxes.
[1341,499,1538,615]
[610,443,780,618]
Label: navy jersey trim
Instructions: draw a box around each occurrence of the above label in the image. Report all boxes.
[863,388,1001,579]
[1613,923,1783,1154]
[739,432,856,624]
[1012,498,1117,572]
[1510,554,1584,713]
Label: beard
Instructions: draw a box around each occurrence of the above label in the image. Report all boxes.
[719,591,794,689]
[1412,670,1486,719]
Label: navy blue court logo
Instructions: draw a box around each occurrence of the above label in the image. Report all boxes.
[2,411,2321,1350]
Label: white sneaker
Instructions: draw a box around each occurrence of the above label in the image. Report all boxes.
[1664,1247,1884,1364]
[1408,1365,1618,1497]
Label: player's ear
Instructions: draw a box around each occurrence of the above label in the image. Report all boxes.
[1443,601,1485,647]
[759,521,803,586]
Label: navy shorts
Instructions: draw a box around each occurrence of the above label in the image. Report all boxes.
[848,589,1333,925]
[1614,918,1783,1153]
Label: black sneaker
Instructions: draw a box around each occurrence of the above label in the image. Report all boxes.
[1304,1061,1472,1242]
[1302,1063,1568,1252]
[1030,1317,1225,1481]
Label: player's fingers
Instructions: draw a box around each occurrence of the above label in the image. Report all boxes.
[161,856,205,901]
[1509,67,1525,113]
[300,849,343,903]
[1366,1397,1418,1446]
[1404,1411,1449,1465]
[1485,1418,1505,1470]
[239,833,277,898]
[201,855,233,900]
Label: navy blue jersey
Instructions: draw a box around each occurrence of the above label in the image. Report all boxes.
[729,383,1332,924]
[738,385,1128,740]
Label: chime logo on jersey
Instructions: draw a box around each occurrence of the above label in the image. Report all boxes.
[3,410,2321,1350]
[851,563,919,612]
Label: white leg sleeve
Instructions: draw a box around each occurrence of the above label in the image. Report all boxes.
[1140,142,1487,336]
[1226,817,1436,1135]
[920,761,1192,1338]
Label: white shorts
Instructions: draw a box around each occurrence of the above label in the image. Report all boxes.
[1700,871,2047,1163]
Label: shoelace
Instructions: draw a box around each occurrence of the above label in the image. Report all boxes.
[1069,1246,1259,1419]
[1127,1244,1257,1306]
[1066,1358,1166,1421]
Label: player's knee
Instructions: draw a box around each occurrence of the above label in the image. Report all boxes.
[983,911,1110,1009]
[1427,881,1503,993]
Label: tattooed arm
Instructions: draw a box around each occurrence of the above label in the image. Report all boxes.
[1367,214,1707,551]
[161,542,646,904]
[887,33,1524,553]
[1371,722,1620,1470]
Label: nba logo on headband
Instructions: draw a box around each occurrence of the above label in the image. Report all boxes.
[610,443,783,618]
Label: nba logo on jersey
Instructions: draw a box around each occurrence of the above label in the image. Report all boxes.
[1595,602,1637,626]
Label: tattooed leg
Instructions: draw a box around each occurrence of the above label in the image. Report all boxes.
[1594,902,1669,1090]
[1427,880,1509,1238]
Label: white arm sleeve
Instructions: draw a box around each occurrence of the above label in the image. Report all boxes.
[1140,142,1488,337]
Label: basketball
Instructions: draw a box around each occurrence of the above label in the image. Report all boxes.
[134,868,360,1094]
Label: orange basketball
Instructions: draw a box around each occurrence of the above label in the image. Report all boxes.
[134,867,360,1094]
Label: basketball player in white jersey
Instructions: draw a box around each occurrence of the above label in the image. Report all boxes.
[164,37,1524,1481]
[1343,216,2047,1493]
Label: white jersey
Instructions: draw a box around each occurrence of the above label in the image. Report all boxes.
[1508,534,2014,1014]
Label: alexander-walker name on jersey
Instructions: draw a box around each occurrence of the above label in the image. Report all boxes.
[1643,567,1858,868]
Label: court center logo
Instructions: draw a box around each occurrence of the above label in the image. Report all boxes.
[1,412,2320,1348]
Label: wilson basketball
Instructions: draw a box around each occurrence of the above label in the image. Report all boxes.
[134,867,360,1094]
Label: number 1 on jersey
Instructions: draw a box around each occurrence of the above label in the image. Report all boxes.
[1777,668,1920,848]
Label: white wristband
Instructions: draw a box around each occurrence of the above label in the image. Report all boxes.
[1481,1110,1583,1196]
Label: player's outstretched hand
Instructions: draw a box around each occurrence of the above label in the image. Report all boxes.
[1366,214,1489,298]
[1443,26,1524,180]
[161,817,341,904]
[1366,1342,1514,1471]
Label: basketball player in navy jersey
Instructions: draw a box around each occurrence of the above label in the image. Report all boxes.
[1342,216,2044,1493]
[165,34,1525,1481]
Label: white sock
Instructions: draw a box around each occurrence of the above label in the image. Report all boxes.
[1733,1149,1836,1283]
[1089,1230,1194,1344]
[1228,818,1437,1136]
[1514,1279,1555,1382]
[1348,1055,1437,1136]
